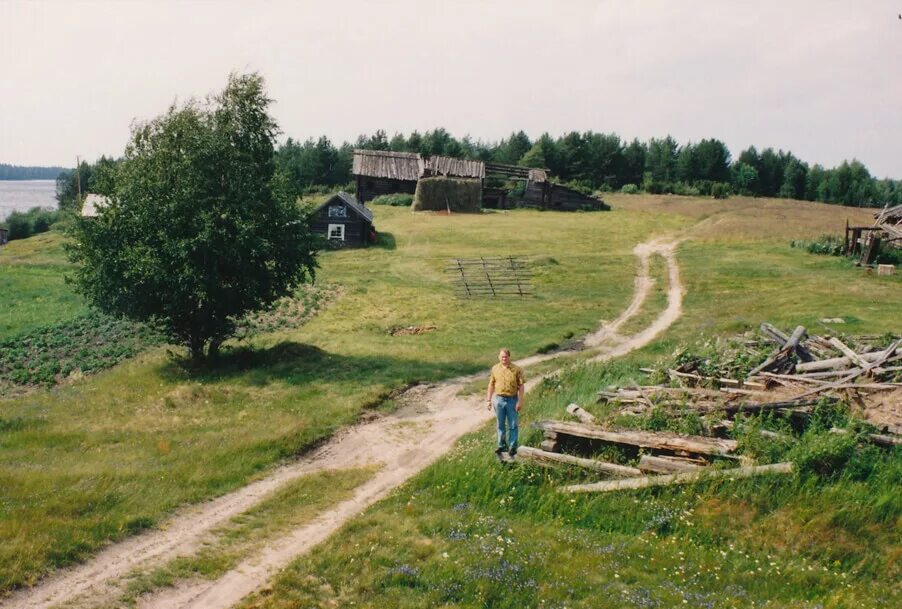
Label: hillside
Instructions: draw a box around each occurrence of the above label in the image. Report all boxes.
[0,195,899,608]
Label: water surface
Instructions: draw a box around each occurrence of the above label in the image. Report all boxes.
[0,180,57,221]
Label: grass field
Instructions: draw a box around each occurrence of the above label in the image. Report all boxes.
[0,231,87,340]
[1,194,900,606]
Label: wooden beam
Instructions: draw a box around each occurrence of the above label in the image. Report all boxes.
[516,446,642,477]
[637,454,705,474]
[533,420,738,456]
[559,462,794,494]
[566,403,599,425]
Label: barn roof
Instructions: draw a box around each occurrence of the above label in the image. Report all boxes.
[352,149,421,181]
[422,155,485,179]
[320,191,373,222]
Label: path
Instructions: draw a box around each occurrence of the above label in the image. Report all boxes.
[3,238,683,609]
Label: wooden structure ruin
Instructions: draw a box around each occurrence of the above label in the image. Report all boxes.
[444,256,533,298]
[844,204,902,265]
[511,322,900,494]
[352,149,607,211]
[310,191,374,248]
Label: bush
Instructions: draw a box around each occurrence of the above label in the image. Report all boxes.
[620,183,639,194]
[710,182,731,199]
[371,193,414,207]
[790,234,844,257]
[4,207,62,240]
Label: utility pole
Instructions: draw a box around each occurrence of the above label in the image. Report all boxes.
[76,156,82,201]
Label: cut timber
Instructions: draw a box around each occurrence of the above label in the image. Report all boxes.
[534,420,738,456]
[566,403,599,425]
[722,398,828,416]
[560,462,794,494]
[749,326,808,376]
[516,446,642,477]
[828,337,869,368]
[638,454,705,474]
[829,428,902,448]
[796,348,902,372]
[539,439,560,453]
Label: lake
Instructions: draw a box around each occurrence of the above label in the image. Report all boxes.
[0,180,58,221]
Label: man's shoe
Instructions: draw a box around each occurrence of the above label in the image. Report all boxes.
[509,448,517,457]
[494,447,505,455]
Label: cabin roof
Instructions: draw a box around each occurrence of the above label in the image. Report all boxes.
[319,191,373,222]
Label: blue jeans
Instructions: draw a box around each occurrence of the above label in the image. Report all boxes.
[494,395,519,452]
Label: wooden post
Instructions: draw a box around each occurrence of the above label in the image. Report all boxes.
[844,219,850,255]
[481,257,496,297]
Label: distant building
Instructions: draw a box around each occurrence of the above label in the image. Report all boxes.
[81,194,110,218]
[0,227,8,245]
[310,192,374,248]
[353,150,421,204]
[351,149,606,211]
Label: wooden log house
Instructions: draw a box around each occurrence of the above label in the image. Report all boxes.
[310,191,374,248]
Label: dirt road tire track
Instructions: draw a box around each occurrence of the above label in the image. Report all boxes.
[3,239,683,609]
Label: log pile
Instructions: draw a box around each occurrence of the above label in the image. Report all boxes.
[515,323,901,494]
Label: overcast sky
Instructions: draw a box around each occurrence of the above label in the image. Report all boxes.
[1,0,900,178]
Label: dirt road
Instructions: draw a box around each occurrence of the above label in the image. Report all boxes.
[4,238,683,609]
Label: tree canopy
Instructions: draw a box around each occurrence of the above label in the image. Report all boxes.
[68,73,319,359]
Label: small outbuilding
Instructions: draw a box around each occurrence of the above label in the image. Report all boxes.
[81,194,111,217]
[0,227,8,245]
[310,192,374,248]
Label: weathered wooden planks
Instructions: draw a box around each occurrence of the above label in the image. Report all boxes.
[559,463,794,494]
[533,420,738,456]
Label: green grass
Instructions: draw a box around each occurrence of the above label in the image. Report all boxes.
[2,196,900,603]
[0,206,682,593]
[0,232,87,340]
[241,357,901,609]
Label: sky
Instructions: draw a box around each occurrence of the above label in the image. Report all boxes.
[1,0,901,178]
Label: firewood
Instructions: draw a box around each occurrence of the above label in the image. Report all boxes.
[828,338,869,368]
[796,348,902,372]
[559,462,794,494]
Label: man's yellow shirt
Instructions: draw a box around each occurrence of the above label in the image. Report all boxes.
[489,363,525,397]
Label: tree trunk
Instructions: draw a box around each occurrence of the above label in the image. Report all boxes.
[533,420,738,456]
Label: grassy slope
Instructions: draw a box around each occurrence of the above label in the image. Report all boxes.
[0,232,87,340]
[0,206,685,592]
[239,196,901,609]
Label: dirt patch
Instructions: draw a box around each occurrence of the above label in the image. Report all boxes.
[389,325,437,336]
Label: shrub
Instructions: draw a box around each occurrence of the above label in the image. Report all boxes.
[371,193,414,207]
[4,207,62,240]
[620,183,639,194]
[710,182,731,199]
[790,234,844,257]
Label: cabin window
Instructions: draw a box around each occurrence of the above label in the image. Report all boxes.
[327,223,345,241]
[328,205,347,218]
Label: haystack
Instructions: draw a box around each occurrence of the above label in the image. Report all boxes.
[412,177,481,212]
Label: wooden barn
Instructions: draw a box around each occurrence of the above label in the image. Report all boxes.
[353,150,421,203]
[310,191,374,248]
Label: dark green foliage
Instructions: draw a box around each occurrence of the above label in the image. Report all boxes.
[790,234,845,256]
[67,73,319,360]
[370,193,414,207]
[55,156,119,211]
[3,206,63,240]
[0,312,165,388]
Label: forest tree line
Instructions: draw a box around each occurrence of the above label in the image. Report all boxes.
[53,129,901,211]
[0,163,68,180]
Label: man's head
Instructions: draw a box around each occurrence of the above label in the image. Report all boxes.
[498,348,511,366]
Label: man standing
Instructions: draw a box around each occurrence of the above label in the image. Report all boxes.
[486,348,526,457]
